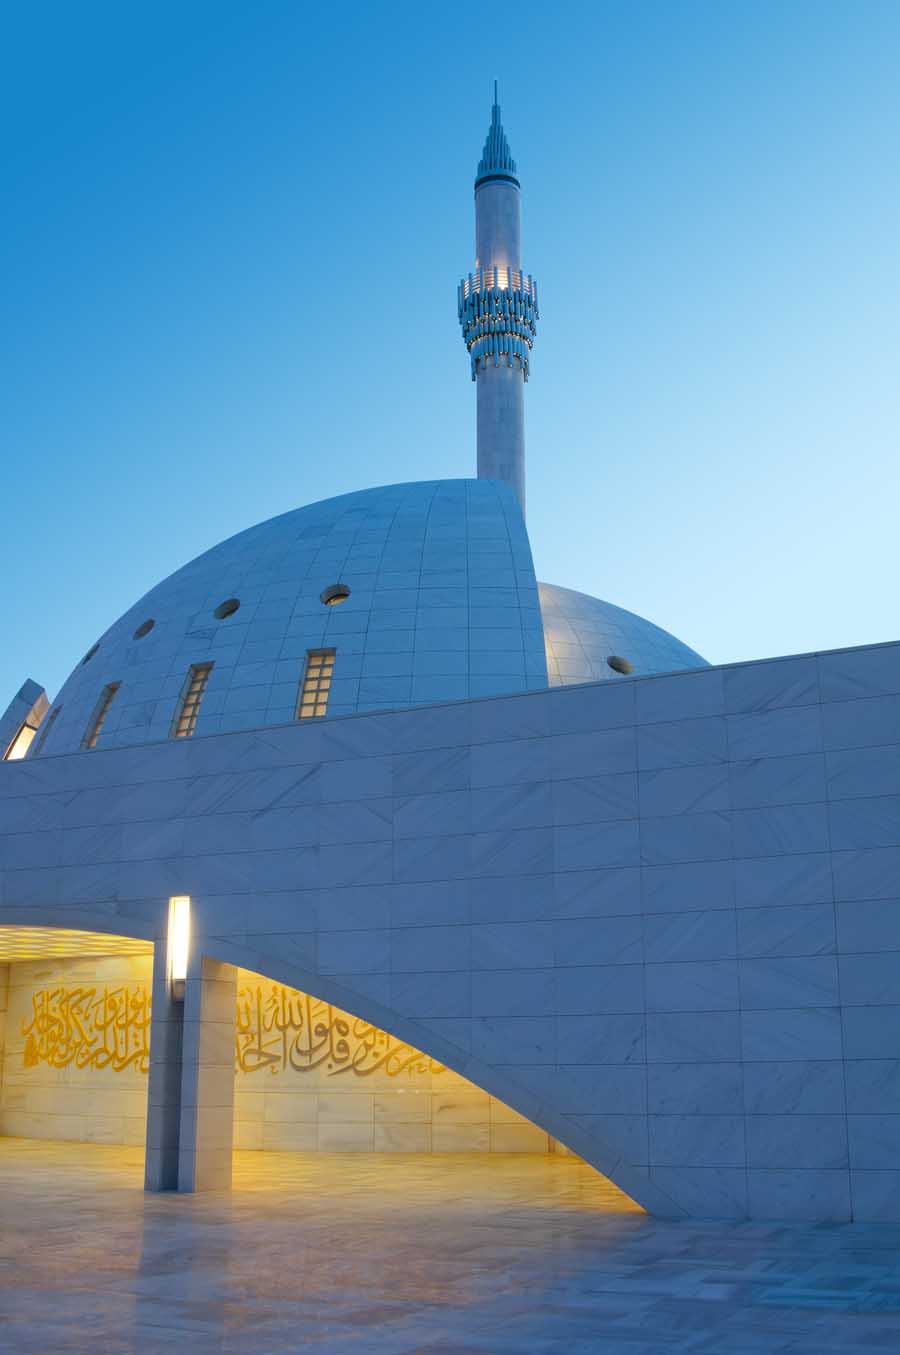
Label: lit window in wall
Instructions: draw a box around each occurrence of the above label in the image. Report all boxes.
[31,706,61,756]
[82,683,121,750]
[172,663,213,738]
[297,649,336,719]
[3,723,36,760]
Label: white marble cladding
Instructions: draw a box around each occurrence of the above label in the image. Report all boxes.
[6,637,900,1219]
[33,480,547,757]
[539,582,707,686]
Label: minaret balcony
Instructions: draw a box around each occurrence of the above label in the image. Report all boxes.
[460,267,537,302]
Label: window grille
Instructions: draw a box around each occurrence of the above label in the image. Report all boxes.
[172,663,213,738]
[82,683,121,750]
[296,649,336,719]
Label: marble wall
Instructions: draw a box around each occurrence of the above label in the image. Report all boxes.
[0,955,150,1145]
[4,638,900,1217]
[0,957,550,1155]
[232,970,549,1152]
[0,965,8,1103]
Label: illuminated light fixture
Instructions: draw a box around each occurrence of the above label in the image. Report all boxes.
[168,895,191,1000]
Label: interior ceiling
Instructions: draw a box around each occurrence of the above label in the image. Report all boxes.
[0,927,153,961]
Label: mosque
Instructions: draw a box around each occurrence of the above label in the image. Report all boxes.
[0,93,898,1222]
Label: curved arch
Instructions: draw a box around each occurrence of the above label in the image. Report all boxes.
[0,905,159,946]
[200,930,686,1219]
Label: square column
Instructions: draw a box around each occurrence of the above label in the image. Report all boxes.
[144,943,184,1191]
[177,954,237,1192]
[0,964,8,1101]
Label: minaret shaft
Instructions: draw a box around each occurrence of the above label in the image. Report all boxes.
[458,92,537,517]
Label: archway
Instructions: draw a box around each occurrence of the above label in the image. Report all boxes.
[0,921,156,1180]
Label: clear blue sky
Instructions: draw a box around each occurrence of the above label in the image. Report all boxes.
[4,0,900,703]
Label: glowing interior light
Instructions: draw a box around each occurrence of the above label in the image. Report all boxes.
[3,723,36,760]
[168,895,191,998]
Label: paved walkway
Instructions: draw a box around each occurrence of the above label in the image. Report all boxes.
[1,1139,900,1352]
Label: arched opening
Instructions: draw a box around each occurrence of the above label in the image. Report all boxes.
[226,961,641,1219]
[0,923,155,1188]
[0,921,641,1218]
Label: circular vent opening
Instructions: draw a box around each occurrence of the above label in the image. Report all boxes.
[320,583,350,606]
[81,643,100,666]
[607,655,633,675]
[214,598,240,620]
[133,619,155,640]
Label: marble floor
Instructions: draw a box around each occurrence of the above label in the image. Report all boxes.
[1,1141,900,1353]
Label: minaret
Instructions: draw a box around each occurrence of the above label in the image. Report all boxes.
[458,84,538,515]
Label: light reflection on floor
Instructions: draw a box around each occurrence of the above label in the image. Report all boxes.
[2,1138,900,1353]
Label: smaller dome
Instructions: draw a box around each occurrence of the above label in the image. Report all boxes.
[538,581,707,684]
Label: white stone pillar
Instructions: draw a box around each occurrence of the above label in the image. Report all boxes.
[144,943,183,1191]
[177,955,237,1193]
[0,964,8,1103]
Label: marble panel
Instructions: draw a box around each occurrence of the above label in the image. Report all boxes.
[637,717,727,771]
[640,859,734,914]
[748,1168,851,1221]
[556,1013,645,1065]
[647,1063,743,1115]
[743,1061,846,1114]
[645,960,739,1012]
[645,1010,742,1064]
[644,910,736,963]
[741,1006,843,1061]
[843,1004,900,1059]
[731,803,829,859]
[649,1115,745,1168]
[729,753,825,811]
[847,1113,900,1170]
[723,655,819,715]
[826,744,900,799]
[555,820,640,871]
[739,956,839,1009]
[736,903,836,958]
[840,952,900,1005]
[818,643,900,701]
[554,916,642,967]
[640,812,732,865]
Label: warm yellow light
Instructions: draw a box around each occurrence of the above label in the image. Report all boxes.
[4,723,36,761]
[168,895,191,998]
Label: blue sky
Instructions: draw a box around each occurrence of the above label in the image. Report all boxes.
[3,0,900,702]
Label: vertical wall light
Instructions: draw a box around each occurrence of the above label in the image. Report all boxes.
[168,895,191,1000]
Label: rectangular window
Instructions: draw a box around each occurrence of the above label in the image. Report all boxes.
[32,705,61,757]
[296,649,336,719]
[172,663,213,738]
[3,722,36,761]
[82,683,121,750]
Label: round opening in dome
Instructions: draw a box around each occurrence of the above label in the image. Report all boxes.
[607,655,633,675]
[320,584,350,606]
[214,598,241,620]
[81,643,99,666]
[133,619,155,640]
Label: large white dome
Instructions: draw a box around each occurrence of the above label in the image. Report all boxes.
[30,480,707,758]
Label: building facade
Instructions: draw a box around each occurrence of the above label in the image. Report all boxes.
[1,95,897,1222]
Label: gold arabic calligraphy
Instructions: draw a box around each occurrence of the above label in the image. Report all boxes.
[235,986,446,1079]
[22,985,151,1074]
[21,982,447,1081]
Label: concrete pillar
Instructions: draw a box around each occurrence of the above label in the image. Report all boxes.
[177,955,237,1193]
[144,943,183,1191]
[0,964,8,1102]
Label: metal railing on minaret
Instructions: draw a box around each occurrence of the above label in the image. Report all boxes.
[458,85,538,515]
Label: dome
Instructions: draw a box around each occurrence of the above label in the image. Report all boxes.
[31,480,707,758]
[32,480,548,757]
[539,581,707,685]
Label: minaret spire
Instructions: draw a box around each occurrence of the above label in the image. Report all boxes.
[457,89,538,515]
